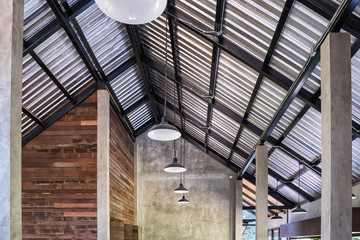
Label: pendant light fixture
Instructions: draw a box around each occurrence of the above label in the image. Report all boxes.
[353,193,357,199]
[148,14,181,141]
[174,138,189,193]
[271,179,283,220]
[95,0,167,25]
[178,194,190,204]
[164,140,186,173]
[292,162,307,215]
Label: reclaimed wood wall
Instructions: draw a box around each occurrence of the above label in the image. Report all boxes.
[109,106,135,225]
[22,92,98,239]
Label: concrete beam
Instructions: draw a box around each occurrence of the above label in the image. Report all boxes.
[0,0,23,239]
[321,33,352,240]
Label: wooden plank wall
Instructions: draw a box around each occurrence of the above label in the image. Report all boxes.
[22,92,98,240]
[109,106,135,225]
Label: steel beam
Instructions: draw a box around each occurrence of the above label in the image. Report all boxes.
[227,0,294,163]
[126,25,160,123]
[204,0,226,151]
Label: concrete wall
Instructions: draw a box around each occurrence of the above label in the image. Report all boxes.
[268,183,360,229]
[136,133,235,240]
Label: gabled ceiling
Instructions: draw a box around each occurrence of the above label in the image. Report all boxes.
[22,0,360,213]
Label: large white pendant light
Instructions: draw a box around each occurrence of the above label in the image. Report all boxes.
[95,0,167,25]
[148,14,181,141]
[291,162,307,215]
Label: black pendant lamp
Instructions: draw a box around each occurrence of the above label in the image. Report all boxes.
[353,193,357,199]
[174,138,189,192]
[178,194,190,204]
[292,162,307,215]
[164,140,186,173]
[148,14,180,141]
[271,179,283,220]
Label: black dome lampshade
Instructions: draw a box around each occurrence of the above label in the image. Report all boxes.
[174,183,189,194]
[178,194,190,204]
[164,157,186,173]
[291,205,307,215]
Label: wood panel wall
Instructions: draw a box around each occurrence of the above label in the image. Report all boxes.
[22,92,98,240]
[109,106,135,225]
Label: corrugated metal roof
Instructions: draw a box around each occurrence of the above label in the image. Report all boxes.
[110,64,146,110]
[247,77,287,132]
[127,102,153,131]
[24,0,56,41]
[216,51,259,117]
[22,54,70,121]
[76,4,134,75]
[34,28,94,96]
[224,0,285,61]
[178,25,213,93]
[352,49,360,125]
[175,0,216,29]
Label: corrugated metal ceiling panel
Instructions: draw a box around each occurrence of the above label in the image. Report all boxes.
[237,128,258,155]
[34,28,94,97]
[138,14,174,70]
[178,25,213,93]
[208,135,230,159]
[269,1,329,82]
[216,51,259,117]
[352,49,360,125]
[175,0,216,29]
[247,77,287,132]
[22,113,38,137]
[76,3,134,75]
[22,54,70,121]
[127,102,153,131]
[282,107,321,161]
[211,107,240,144]
[110,64,146,111]
[182,88,208,125]
[223,0,285,61]
[24,0,56,41]
[352,138,360,179]
[268,148,299,180]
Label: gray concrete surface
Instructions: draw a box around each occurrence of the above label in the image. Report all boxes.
[136,133,235,240]
[321,33,352,240]
[0,0,23,239]
[97,90,110,240]
[256,145,268,240]
[236,179,243,240]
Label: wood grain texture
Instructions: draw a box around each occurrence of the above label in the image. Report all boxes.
[109,106,135,225]
[22,92,98,240]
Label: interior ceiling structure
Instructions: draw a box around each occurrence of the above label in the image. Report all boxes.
[22,0,360,213]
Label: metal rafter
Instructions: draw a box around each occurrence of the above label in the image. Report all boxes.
[242,192,277,215]
[227,0,295,164]
[126,25,160,124]
[204,0,226,152]
[240,0,359,177]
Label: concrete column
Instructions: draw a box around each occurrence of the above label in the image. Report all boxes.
[236,179,243,240]
[97,90,110,240]
[256,145,268,240]
[321,33,352,240]
[0,0,23,239]
[229,176,236,240]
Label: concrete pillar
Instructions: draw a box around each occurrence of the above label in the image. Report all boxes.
[256,145,268,240]
[236,179,243,240]
[0,0,23,239]
[321,33,352,240]
[230,176,236,240]
[97,90,110,240]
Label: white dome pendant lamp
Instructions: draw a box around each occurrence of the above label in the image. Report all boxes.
[95,0,167,25]
[147,14,181,141]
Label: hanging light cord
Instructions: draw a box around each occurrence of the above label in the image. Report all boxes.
[163,14,169,118]
[173,139,176,158]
